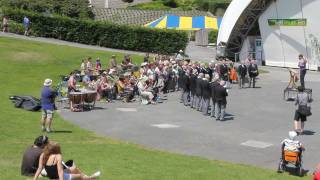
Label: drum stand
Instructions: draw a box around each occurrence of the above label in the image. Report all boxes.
[283,69,312,100]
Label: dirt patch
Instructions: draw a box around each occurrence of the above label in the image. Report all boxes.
[11,51,48,62]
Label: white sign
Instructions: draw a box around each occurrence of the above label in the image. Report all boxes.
[151,124,180,129]
[241,140,273,149]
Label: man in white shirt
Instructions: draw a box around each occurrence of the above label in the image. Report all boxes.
[175,50,184,61]
[280,131,304,162]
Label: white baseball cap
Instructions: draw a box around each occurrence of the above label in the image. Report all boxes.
[43,79,53,86]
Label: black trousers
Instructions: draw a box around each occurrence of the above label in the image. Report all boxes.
[300,69,306,88]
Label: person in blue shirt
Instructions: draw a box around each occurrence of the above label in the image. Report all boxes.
[23,16,30,36]
[40,79,55,133]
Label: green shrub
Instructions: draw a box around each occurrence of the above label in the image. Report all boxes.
[9,21,24,34]
[0,0,94,19]
[208,30,218,44]
[163,0,177,8]
[7,21,25,34]
[3,8,188,54]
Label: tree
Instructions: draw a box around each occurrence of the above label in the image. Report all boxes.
[0,0,94,19]
[193,0,230,15]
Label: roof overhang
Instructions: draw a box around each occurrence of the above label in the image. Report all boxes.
[217,0,272,58]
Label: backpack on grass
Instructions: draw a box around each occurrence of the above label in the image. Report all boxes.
[9,96,41,111]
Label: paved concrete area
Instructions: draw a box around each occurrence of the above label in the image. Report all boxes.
[60,67,320,172]
[185,41,216,62]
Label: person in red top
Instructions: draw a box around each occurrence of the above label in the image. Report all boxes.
[314,164,320,180]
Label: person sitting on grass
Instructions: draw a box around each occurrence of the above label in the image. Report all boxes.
[33,141,100,180]
[21,136,49,176]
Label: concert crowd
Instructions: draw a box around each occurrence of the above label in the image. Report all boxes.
[63,52,259,119]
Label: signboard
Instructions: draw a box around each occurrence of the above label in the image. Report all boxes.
[268,19,307,26]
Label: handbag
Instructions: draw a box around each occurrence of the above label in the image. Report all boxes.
[298,105,312,116]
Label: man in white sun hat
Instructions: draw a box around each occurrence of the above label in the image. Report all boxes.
[40,78,56,133]
[175,49,184,61]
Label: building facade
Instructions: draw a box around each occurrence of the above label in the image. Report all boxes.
[218,0,320,70]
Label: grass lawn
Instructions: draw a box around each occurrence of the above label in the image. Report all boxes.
[0,36,308,180]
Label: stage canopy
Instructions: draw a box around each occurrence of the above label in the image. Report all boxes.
[145,15,222,30]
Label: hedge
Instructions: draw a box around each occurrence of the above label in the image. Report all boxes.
[6,21,25,34]
[208,30,218,44]
[2,8,188,54]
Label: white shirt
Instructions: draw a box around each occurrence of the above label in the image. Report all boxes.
[281,139,302,152]
[80,63,85,70]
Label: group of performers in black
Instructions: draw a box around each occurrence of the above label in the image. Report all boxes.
[177,58,259,120]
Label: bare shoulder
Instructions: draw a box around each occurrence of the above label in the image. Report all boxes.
[55,154,62,160]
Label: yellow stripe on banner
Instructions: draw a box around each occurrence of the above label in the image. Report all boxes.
[205,17,218,30]
[179,16,193,30]
[156,16,167,29]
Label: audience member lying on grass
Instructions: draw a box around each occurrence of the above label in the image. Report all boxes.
[33,141,100,180]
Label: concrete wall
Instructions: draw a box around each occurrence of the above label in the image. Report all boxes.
[258,0,320,70]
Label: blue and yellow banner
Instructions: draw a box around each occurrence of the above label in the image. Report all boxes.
[145,15,222,30]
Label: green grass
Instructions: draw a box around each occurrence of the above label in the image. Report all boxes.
[130,1,171,10]
[0,36,307,179]
[129,0,231,11]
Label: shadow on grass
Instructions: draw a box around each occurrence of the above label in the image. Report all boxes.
[52,130,73,133]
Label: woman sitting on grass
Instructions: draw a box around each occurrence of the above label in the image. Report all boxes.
[33,141,100,180]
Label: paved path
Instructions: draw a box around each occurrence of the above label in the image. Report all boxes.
[5,32,317,171]
[60,67,320,172]
[185,41,216,62]
[0,33,216,62]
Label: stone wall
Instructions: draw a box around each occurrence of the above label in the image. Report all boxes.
[93,8,213,25]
